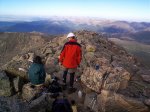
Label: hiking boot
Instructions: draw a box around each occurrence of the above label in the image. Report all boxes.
[68,87,77,94]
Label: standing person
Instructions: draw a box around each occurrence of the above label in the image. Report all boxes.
[28,56,46,86]
[59,32,82,92]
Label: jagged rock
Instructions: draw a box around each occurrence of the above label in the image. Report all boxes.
[144,99,150,107]
[1,57,30,96]
[29,93,54,112]
[3,58,30,74]
[45,56,60,74]
[0,70,27,96]
[0,96,29,112]
[141,75,150,83]
[104,67,130,91]
[86,44,96,52]
[0,71,13,96]
[13,76,20,92]
[14,76,27,93]
[12,55,21,61]
[85,51,95,58]
[81,64,130,93]
[22,83,43,102]
[50,42,59,48]
[143,88,150,98]
[28,53,35,62]
[44,47,53,54]
[81,67,104,92]
[45,73,52,86]
[97,90,149,112]
[5,67,28,80]
[0,97,11,112]
[84,92,99,112]
[19,54,29,61]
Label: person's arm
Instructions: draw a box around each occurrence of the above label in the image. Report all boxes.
[59,45,66,64]
[76,46,82,66]
[43,67,46,79]
[40,65,46,80]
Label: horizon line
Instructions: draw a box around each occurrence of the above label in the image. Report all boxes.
[0,14,150,23]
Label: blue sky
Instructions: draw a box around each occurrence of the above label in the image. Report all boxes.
[0,0,150,21]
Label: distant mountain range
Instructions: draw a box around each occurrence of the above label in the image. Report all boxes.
[0,17,150,33]
[0,20,74,35]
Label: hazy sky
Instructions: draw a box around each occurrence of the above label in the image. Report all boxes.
[0,0,150,21]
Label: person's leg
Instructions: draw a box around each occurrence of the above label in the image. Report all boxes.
[69,68,76,88]
[70,72,75,88]
[63,68,68,84]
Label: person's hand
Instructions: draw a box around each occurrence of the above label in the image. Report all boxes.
[18,68,27,72]
[59,62,62,66]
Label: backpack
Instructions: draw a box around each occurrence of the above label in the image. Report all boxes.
[48,80,62,93]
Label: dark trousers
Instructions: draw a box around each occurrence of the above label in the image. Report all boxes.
[63,70,75,87]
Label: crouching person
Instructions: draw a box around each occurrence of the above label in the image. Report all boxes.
[22,56,46,102]
[28,56,46,86]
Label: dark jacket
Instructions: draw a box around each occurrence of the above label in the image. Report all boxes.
[28,63,46,85]
[52,98,73,112]
[59,39,82,68]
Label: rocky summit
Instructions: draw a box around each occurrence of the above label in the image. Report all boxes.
[0,30,150,112]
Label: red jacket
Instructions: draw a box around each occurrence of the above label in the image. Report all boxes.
[59,39,82,68]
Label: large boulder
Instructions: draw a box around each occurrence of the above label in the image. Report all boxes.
[45,56,60,74]
[22,83,54,112]
[1,52,30,97]
[81,58,130,93]
[29,93,54,112]
[97,90,149,112]
[0,69,28,96]
[22,83,43,102]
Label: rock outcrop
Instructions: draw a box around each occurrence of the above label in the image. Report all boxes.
[0,31,150,112]
[0,32,54,67]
